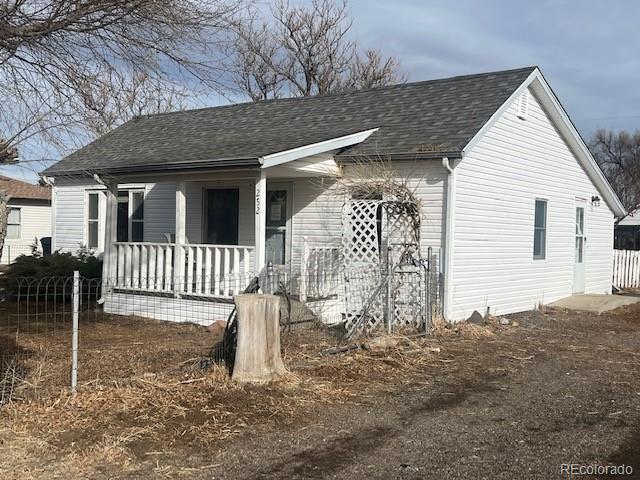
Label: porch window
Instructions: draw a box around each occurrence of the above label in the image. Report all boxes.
[117,190,145,242]
[533,199,547,259]
[6,207,21,240]
[131,191,144,242]
[87,192,100,249]
[205,188,239,245]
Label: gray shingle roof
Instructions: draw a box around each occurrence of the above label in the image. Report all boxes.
[43,66,536,175]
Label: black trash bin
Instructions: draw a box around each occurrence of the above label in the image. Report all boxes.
[40,236,51,256]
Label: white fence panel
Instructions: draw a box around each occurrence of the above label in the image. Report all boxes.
[613,249,640,289]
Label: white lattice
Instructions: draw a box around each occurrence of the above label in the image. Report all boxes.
[342,200,382,270]
[342,200,384,333]
[342,199,425,336]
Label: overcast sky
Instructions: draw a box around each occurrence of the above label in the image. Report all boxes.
[350,0,640,135]
[7,0,640,183]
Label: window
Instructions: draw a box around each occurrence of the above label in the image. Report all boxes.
[6,207,20,239]
[87,192,100,249]
[116,190,144,242]
[130,191,144,242]
[533,199,547,259]
[205,188,239,244]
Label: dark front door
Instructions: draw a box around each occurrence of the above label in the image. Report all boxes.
[205,188,239,244]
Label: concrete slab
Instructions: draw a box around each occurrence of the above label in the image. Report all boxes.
[548,294,640,314]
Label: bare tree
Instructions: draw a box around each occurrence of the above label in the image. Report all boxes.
[590,129,640,211]
[225,0,406,101]
[1,1,240,147]
[0,0,242,259]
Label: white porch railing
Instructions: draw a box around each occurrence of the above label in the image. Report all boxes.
[113,242,255,297]
[613,249,640,289]
[299,238,342,301]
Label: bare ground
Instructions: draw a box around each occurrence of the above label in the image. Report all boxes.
[1,303,640,479]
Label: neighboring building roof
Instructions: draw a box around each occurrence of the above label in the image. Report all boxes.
[618,207,640,226]
[0,175,51,201]
[43,66,537,176]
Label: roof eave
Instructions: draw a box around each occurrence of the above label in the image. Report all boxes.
[461,67,627,219]
[42,157,261,178]
[336,151,462,162]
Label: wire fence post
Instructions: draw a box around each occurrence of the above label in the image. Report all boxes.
[426,246,433,333]
[71,270,79,395]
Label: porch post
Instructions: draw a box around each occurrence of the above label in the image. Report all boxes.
[174,181,187,295]
[254,170,267,274]
[102,182,118,286]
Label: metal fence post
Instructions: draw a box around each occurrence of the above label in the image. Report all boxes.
[426,246,433,333]
[71,270,79,395]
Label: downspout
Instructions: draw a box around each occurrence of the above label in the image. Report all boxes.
[442,157,456,322]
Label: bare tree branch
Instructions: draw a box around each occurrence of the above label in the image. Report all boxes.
[590,128,640,211]
[0,0,242,158]
[223,0,405,101]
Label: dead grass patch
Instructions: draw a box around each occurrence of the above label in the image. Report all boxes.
[0,313,501,478]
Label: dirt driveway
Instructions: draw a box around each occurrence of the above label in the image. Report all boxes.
[2,304,640,479]
[199,306,640,480]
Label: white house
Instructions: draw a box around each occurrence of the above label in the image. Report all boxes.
[0,175,51,264]
[41,66,625,323]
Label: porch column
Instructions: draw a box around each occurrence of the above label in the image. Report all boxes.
[102,182,118,286]
[174,181,187,295]
[254,170,267,274]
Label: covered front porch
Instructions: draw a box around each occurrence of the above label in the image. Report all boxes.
[100,161,344,301]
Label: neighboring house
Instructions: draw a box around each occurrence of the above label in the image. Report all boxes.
[0,175,51,264]
[615,207,640,250]
[41,66,625,323]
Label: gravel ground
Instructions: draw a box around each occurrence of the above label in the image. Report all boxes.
[200,306,640,480]
[1,304,639,479]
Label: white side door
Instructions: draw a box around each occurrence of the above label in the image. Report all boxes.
[573,202,586,293]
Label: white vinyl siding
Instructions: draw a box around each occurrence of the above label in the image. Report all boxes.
[52,179,87,252]
[2,199,51,263]
[449,87,615,321]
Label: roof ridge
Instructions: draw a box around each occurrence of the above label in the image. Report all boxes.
[133,65,539,120]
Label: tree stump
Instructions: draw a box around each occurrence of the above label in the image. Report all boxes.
[231,294,286,383]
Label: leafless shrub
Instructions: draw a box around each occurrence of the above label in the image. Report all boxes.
[333,156,421,206]
[1,354,21,405]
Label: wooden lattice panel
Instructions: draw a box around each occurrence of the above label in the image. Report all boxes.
[342,200,384,333]
[342,200,381,270]
[342,199,425,336]
[391,265,424,327]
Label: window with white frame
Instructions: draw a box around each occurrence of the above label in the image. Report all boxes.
[116,189,145,242]
[86,188,145,249]
[533,199,547,259]
[130,190,144,242]
[6,207,21,239]
[87,192,100,249]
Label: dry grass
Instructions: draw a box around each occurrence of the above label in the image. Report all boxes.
[0,313,502,479]
[431,315,497,339]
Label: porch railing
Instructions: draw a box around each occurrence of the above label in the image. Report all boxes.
[113,242,255,297]
[613,249,640,289]
[299,238,342,301]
